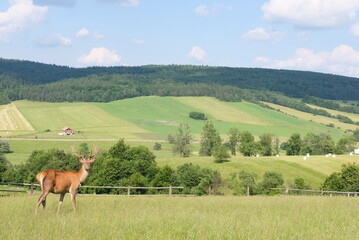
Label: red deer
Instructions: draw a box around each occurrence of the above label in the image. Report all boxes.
[35,146,99,215]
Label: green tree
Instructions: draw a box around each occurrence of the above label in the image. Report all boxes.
[286,133,302,155]
[259,133,273,156]
[239,131,259,156]
[199,121,221,156]
[0,153,10,181]
[172,124,192,157]
[322,163,359,192]
[228,127,240,155]
[335,134,356,154]
[259,171,284,194]
[213,144,231,163]
[353,129,359,142]
[0,141,11,153]
[153,142,162,151]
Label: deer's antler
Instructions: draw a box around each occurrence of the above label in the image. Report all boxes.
[89,146,99,158]
[71,146,82,158]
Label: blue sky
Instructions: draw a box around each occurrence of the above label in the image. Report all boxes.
[1,0,359,77]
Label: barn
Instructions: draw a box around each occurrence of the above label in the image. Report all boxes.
[62,127,75,135]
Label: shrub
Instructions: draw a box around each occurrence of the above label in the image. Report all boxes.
[189,111,207,120]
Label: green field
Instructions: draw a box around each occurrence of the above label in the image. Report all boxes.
[1,97,359,189]
[2,96,345,141]
[0,195,358,240]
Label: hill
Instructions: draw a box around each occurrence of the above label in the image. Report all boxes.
[0,97,346,140]
[0,58,359,102]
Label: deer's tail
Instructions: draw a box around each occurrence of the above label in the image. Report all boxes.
[36,171,47,190]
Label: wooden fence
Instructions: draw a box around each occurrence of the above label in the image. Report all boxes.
[270,188,359,197]
[0,182,184,197]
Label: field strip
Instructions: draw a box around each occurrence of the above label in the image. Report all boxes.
[0,103,34,131]
[306,103,359,122]
[176,97,268,125]
[263,102,357,130]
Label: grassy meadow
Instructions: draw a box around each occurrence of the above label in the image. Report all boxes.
[0,96,347,140]
[0,194,358,240]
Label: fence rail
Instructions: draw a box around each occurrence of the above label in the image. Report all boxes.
[270,188,359,197]
[0,182,183,197]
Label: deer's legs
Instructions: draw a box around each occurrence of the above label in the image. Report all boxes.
[69,188,77,212]
[57,193,66,213]
[35,191,49,216]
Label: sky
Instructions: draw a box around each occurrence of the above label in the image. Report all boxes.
[1,0,359,78]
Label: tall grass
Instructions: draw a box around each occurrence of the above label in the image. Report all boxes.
[1,194,358,239]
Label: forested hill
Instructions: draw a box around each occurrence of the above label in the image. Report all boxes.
[0,58,359,101]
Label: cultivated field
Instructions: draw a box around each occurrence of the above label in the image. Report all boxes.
[264,102,358,131]
[0,194,358,240]
[0,97,345,140]
[0,103,34,136]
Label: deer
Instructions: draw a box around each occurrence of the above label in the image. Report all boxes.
[35,146,99,215]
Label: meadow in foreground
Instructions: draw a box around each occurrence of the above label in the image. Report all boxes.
[1,194,358,240]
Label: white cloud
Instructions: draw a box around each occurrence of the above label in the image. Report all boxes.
[242,27,284,41]
[133,38,144,44]
[33,0,76,7]
[188,46,207,62]
[262,0,359,29]
[350,22,359,36]
[194,4,232,16]
[255,45,359,77]
[76,28,90,38]
[0,0,47,41]
[78,47,121,66]
[97,0,140,7]
[93,31,104,39]
[195,5,210,16]
[38,33,71,46]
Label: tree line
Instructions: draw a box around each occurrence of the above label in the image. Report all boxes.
[168,121,357,161]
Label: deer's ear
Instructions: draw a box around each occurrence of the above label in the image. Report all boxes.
[78,157,85,163]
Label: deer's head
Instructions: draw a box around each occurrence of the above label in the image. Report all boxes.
[71,146,99,170]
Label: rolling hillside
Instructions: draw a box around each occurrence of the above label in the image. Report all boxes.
[0,96,346,140]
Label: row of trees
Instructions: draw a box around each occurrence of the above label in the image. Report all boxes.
[283,132,355,155]
[1,139,358,194]
[0,141,222,195]
[168,121,356,160]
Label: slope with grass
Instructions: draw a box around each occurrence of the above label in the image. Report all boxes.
[14,100,148,139]
[0,103,34,136]
[95,96,345,140]
[264,101,358,131]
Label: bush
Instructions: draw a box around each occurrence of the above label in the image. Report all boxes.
[189,111,207,120]
[258,171,284,194]
[0,141,11,153]
[153,142,161,151]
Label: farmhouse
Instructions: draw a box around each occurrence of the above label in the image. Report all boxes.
[61,127,75,135]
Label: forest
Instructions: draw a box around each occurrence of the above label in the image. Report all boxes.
[0,58,359,102]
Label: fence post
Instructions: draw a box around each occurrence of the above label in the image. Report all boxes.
[127,186,131,197]
[30,183,34,194]
[246,187,250,196]
[321,189,324,196]
[169,186,172,197]
[285,188,289,196]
